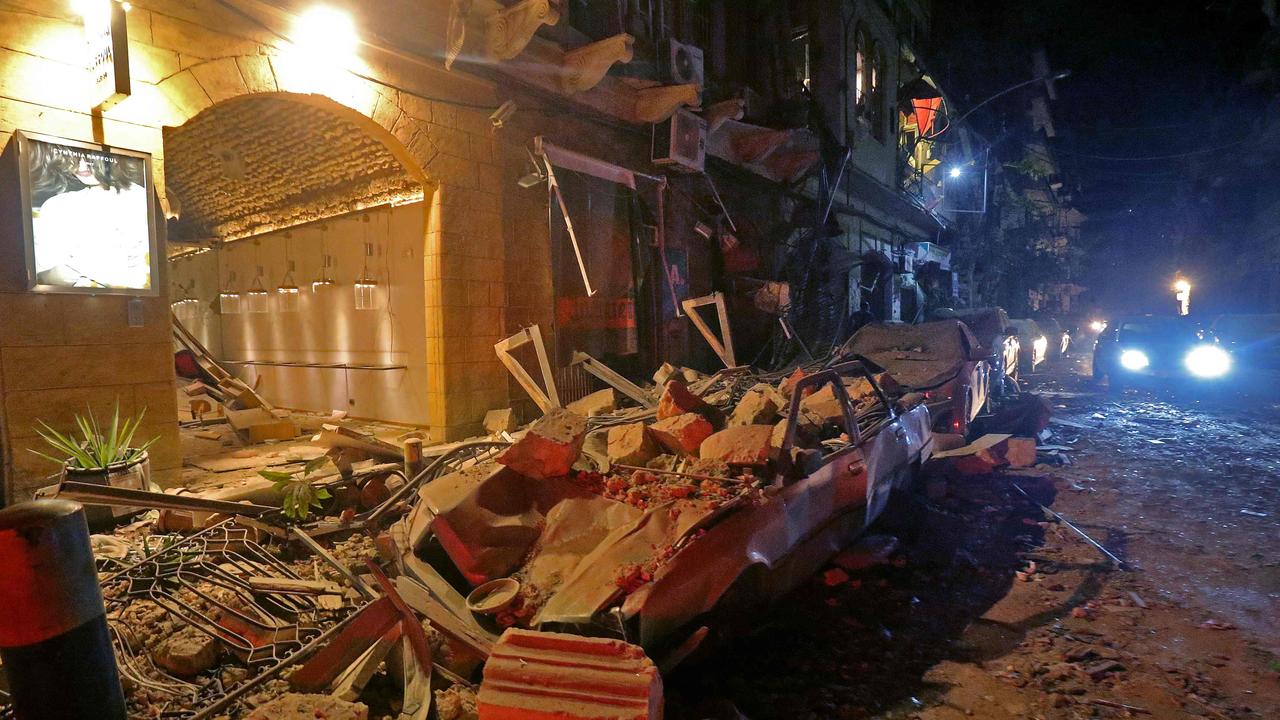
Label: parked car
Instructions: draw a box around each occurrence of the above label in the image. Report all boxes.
[1208,314,1280,386]
[950,306,1021,390]
[1009,318,1049,372]
[1035,316,1071,358]
[403,360,933,664]
[839,319,990,434]
[1092,314,1230,386]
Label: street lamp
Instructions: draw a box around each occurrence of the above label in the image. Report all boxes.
[1173,277,1191,316]
[948,166,964,179]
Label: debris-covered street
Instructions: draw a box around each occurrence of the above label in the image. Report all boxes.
[3,1,1280,719]
[676,353,1280,720]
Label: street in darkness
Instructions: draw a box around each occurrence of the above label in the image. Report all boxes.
[1,1,1279,719]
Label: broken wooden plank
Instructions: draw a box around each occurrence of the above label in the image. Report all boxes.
[331,625,403,702]
[571,351,656,408]
[247,576,345,596]
[314,424,403,461]
[494,325,561,413]
[393,575,496,658]
[288,597,401,693]
[681,292,737,368]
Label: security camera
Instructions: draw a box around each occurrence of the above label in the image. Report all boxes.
[490,100,517,129]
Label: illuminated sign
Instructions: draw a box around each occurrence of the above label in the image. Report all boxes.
[83,1,131,109]
[14,131,159,296]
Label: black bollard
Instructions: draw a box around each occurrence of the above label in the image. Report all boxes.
[0,500,127,720]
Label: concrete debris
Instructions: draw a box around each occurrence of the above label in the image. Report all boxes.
[496,408,588,480]
[656,379,722,425]
[478,628,662,720]
[566,388,618,417]
[727,384,783,427]
[607,423,661,467]
[435,685,479,720]
[245,693,369,720]
[151,625,221,678]
[649,413,715,455]
[700,425,776,465]
[484,408,518,435]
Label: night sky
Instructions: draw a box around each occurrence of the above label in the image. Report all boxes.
[934,0,1278,315]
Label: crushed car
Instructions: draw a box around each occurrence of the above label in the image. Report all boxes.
[837,319,990,434]
[386,359,933,668]
[948,306,1021,393]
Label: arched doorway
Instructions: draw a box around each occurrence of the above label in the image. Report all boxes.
[163,92,437,426]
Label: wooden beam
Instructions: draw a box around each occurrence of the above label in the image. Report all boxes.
[681,292,737,368]
[494,325,561,413]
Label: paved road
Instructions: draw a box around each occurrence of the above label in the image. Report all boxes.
[674,353,1280,719]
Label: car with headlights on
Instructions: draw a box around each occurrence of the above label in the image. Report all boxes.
[1009,318,1050,373]
[1209,314,1280,388]
[1092,314,1230,387]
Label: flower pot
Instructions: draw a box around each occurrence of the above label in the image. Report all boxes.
[37,452,152,531]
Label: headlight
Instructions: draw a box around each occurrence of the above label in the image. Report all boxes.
[1184,344,1230,378]
[1089,320,1105,332]
[1033,336,1048,355]
[1120,349,1150,371]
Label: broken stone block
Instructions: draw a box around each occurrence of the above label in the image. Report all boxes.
[656,380,712,420]
[648,413,714,455]
[478,628,662,720]
[152,626,220,678]
[1005,437,1038,468]
[484,408,518,435]
[652,362,679,386]
[700,425,776,465]
[246,694,369,720]
[566,388,617,418]
[607,423,660,467]
[800,384,848,426]
[778,367,809,398]
[497,408,588,479]
[728,384,783,427]
[769,407,825,450]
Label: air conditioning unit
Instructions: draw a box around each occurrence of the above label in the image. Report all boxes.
[663,38,705,88]
[652,108,707,173]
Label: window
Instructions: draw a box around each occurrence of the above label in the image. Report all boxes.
[854,26,868,112]
[789,26,811,92]
[868,43,885,140]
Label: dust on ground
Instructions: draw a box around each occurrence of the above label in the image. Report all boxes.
[674,353,1280,720]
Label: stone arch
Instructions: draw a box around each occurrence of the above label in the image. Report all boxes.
[161,91,430,242]
[154,54,508,441]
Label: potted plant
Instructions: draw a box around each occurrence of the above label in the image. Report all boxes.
[31,402,158,528]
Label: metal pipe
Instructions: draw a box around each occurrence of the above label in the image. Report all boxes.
[0,500,127,720]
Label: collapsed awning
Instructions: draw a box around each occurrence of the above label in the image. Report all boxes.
[706,119,821,183]
[535,137,637,189]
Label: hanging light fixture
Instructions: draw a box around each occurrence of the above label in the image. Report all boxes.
[312,224,337,292]
[246,265,270,313]
[277,261,300,312]
[312,255,337,292]
[219,269,242,315]
[353,213,379,310]
[277,234,299,311]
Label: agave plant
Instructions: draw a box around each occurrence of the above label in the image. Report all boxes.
[259,454,333,522]
[31,402,158,470]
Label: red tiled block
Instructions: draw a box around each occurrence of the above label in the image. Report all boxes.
[478,628,663,720]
